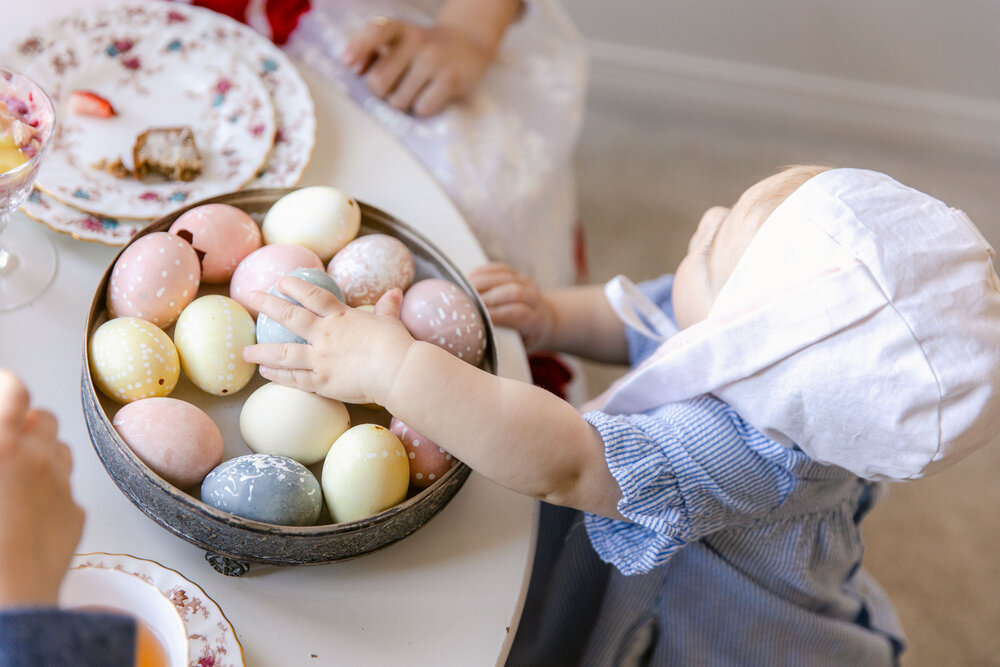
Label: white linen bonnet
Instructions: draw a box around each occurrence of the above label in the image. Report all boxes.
[596,168,1000,480]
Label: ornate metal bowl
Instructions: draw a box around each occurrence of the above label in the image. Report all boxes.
[81,189,494,576]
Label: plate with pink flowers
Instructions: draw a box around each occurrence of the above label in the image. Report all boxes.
[5,2,316,244]
[21,25,275,220]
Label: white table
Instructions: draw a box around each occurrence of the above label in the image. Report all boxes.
[0,3,538,664]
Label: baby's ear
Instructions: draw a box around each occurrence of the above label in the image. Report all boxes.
[373,288,404,320]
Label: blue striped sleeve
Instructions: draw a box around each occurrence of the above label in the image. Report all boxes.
[582,395,797,575]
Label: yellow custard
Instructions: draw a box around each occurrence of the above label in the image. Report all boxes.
[0,133,28,175]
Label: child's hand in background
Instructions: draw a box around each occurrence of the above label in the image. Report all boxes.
[340,0,521,117]
[0,369,84,608]
[242,278,415,406]
[470,262,554,351]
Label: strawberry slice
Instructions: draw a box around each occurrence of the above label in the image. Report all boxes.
[68,90,116,118]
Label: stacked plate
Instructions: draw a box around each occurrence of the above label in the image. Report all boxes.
[3,2,316,245]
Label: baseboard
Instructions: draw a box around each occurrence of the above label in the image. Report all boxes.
[586,40,1000,156]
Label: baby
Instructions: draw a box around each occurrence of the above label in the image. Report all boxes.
[243,166,1000,663]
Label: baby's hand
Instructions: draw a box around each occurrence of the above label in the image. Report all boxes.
[340,16,496,117]
[469,262,554,351]
[242,278,416,406]
[0,369,84,607]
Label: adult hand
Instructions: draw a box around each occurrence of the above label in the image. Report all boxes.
[0,369,84,608]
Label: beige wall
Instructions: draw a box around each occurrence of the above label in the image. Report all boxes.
[565,0,1000,103]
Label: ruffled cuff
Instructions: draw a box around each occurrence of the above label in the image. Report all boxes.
[581,409,690,575]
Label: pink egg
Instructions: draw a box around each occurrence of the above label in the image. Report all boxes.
[400,279,487,365]
[390,417,458,491]
[112,397,224,489]
[169,203,262,284]
[327,234,415,307]
[229,243,324,318]
[107,232,201,328]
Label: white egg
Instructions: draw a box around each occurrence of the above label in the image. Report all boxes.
[173,295,257,396]
[261,186,361,262]
[240,382,351,466]
[322,424,409,522]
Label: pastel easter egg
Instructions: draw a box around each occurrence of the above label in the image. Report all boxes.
[169,203,262,284]
[240,382,351,466]
[173,295,257,396]
[389,417,458,491]
[400,279,487,365]
[201,454,323,526]
[89,317,180,404]
[327,234,415,307]
[229,243,324,318]
[256,268,344,345]
[113,397,223,489]
[107,232,201,328]
[322,424,409,523]
[261,186,361,262]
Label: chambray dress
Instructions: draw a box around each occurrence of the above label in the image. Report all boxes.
[0,609,135,665]
[507,274,905,666]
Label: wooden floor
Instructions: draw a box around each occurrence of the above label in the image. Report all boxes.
[573,94,1000,667]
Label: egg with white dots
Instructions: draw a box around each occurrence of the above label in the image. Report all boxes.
[89,317,180,404]
[327,233,415,307]
[261,186,361,262]
[256,267,345,345]
[229,243,325,318]
[201,454,323,526]
[389,417,458,491]
[322,424,410,523]
[173,295,257,396]
[107,231,201,329]
[400,278,487,365]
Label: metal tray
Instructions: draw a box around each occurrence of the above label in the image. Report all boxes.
[81,188,495,575]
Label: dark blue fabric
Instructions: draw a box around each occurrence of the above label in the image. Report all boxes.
[0,609,136,666]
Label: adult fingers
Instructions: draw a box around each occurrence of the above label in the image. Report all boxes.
[373,288,403,319]
[242,342,313,371]
[0,370,30,438]
[341,16,400,73]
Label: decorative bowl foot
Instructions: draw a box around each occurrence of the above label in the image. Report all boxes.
[205,552,250,577]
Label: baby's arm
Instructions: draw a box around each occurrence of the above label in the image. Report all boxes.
[470,262,630,364]
[242,278,625,518]
[340,0,522,117]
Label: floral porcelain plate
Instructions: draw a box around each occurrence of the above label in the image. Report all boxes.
[65,553,244,667]
[22,25,276,220]
[7,2,315,243]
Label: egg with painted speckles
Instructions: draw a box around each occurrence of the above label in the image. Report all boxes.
[256,268,345,345]
[229,243,325,318]
[173,295,257,396]
[261,186,361,262]
[169,204,262,284]
[389,417,458,491]
[322,424,409,523]
[327,233,414,307]
[201,454,323,526]
[107,232,201,328]
[89,317,180,404]
[400,278,487,365]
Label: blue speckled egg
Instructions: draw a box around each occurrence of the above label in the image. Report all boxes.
[200,454,323,526]
[256,268,345,344]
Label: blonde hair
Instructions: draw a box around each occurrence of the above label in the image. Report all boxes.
[747,164,832,228]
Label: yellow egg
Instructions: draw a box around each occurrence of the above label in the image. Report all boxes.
[322,424,409,522]
[89,317,180,404]
[173,295,257,396]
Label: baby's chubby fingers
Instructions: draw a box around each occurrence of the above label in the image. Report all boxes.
[242,341,313,371]
[0,370,30,440]
[341,16,400,73]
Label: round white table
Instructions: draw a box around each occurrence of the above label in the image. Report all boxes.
[0,3,538,665]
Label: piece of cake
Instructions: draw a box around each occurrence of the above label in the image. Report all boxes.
[132,126,202,182]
